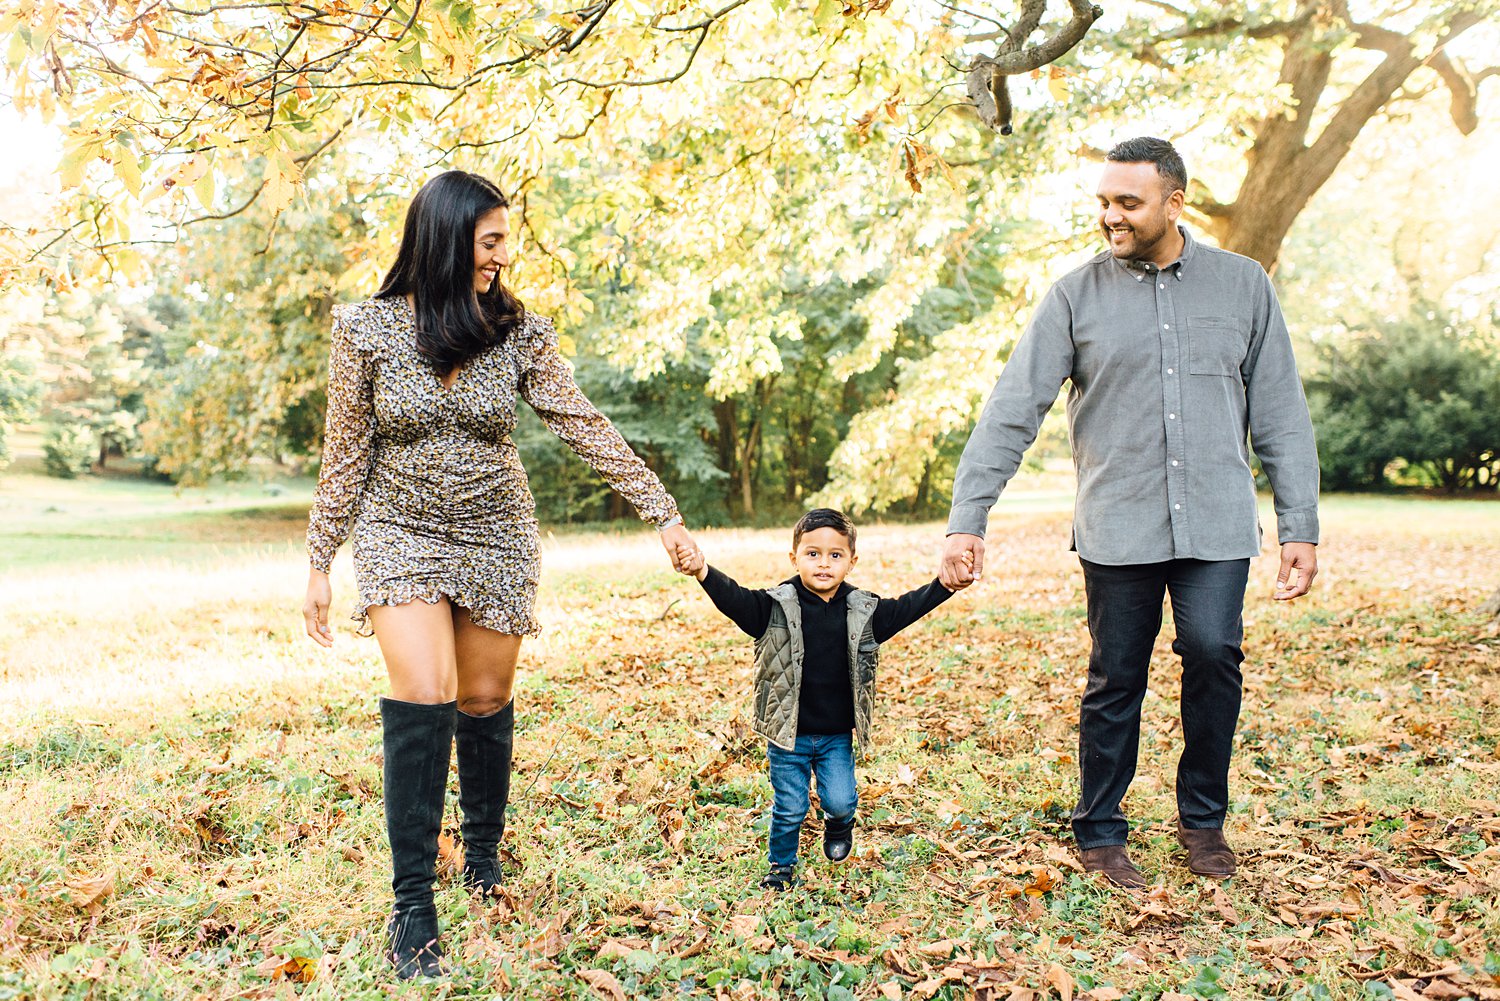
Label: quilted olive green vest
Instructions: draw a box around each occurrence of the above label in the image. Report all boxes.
[752,584,881,759]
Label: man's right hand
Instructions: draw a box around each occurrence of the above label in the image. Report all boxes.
[940,533,985,590]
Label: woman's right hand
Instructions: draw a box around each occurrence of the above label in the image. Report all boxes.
[304,569,333,647]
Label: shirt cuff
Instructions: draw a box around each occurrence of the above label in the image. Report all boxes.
[946,504,990,539]
[656,514,684,531]
[1276,510,1320,546]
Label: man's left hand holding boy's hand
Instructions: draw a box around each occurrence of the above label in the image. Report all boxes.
[940,534,982,591]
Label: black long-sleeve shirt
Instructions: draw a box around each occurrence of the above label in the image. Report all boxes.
[698,567,954,735]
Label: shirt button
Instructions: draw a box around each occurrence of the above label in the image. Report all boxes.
[1171,460,1179,466]
[1166,368,1174,375]
[1159,284,1165,289]
[1174,503,1182,510]
[1163,323,1170,329]
[1169,413,1176,420]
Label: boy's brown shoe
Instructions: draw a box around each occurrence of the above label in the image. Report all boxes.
[1175,824,1237,877]
[1079,845,1146,888]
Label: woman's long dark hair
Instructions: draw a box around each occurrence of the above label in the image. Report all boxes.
[375,170,526,375]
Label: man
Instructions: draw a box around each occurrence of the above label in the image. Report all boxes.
[939,137,1319,887]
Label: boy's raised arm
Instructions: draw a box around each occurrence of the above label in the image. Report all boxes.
[697,565,775,638]
[872,578,955,644]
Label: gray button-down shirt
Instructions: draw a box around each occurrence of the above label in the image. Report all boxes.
[947,226,1319,564]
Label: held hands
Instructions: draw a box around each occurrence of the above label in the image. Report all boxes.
[1274,542,1318,600]
[303,568,333,646]
[660,523,705,577]
[940,533,984,591]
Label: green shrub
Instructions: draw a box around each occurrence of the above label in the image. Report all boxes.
[0,356,41,474]
[42,423,98,478]
[1307,306,1500,491]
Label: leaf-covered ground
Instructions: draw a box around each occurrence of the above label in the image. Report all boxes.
[1,490,1498,1000]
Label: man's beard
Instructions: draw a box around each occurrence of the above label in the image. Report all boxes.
[1104,214,1170,261]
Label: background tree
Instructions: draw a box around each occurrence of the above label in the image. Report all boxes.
[0,355,41,473]
[1,1,1496,520]
[1307,305,1500,491]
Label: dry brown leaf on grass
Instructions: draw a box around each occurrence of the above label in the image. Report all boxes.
[1045,962,1074,1001]
[65,871,115,914]
[1295,901,1360,921]
[595,938,642,960]
[655,804,686,854]
[878,984,904,1001]
[255,954,316,984]
[1127,886,1186,929]
[1083,988,1125,1001]
[726,914,760,938]
[578,968,627,1001]
[1207,885,1242,924]
[1025,868,1062,896]
[673,931,709,958]
[435,831,460,878]
[525,916,567,958]
[918,939,958,958]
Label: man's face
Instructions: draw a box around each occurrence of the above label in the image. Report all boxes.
[1095,161,1183,264]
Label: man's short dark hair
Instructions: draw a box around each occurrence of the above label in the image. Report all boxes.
[1106,136,1188,196]
[792,508,856,553]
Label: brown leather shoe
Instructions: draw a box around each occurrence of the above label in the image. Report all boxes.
[1079,845,1147,888]
[1176,824,1237,877]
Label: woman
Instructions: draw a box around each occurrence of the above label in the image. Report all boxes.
[301,170,699,979]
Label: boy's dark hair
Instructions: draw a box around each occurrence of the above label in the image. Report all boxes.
[792,508,856,553]
[1106,136,1188,196]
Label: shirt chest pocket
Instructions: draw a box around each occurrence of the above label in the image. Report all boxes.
[1187,316,1249,379]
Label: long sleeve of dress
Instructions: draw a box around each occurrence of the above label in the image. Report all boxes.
[518,317,680,527]
[306,309,377,573]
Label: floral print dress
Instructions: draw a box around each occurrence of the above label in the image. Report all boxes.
[306,297,679,636]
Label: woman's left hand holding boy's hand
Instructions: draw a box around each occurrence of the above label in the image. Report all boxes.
[660,523,704,576]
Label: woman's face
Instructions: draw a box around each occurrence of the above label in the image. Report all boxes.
[473,206,511,292]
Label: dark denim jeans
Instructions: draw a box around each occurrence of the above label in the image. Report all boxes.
[1072,557,1249,849]
[765,733,858,867]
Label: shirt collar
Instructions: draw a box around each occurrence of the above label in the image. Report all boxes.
[788,575,852,604]
[1114,224,1195,281]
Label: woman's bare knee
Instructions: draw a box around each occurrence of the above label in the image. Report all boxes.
[392,684,458,706]
[457,692,512,717]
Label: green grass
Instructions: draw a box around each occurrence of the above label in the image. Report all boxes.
[0,469,316,571]
[1,473,1498,999]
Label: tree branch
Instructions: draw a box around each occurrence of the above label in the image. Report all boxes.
[969,1,1104,76]
[562,1,614,52]
[562,21,713,88]
[1428,50,1500,136]
[965,0,1104,131]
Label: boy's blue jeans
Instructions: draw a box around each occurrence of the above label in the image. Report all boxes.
[766,733,857,867]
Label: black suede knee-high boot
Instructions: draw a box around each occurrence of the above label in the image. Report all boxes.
[381,697,455,980]
[455,700,513,897]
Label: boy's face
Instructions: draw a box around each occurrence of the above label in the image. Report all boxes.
[789,526,858,600]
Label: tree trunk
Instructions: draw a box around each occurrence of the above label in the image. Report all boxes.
[714,399,740,515]
[1196,3,1487,273]
[739,384,769,520]
[1481,588,1500,618]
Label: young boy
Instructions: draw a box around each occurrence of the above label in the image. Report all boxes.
[690,508,962,890]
